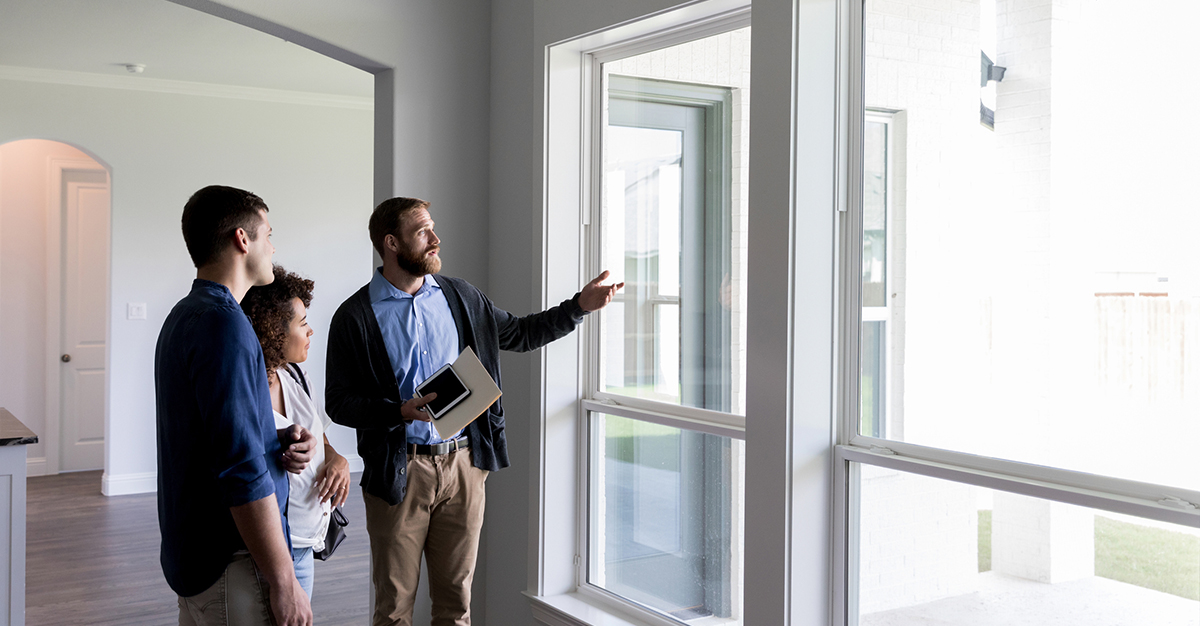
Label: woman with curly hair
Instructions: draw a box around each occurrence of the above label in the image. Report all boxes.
[242,265,351,599]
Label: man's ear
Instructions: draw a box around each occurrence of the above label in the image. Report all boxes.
[384,233,400,253]
[231,227,252,255]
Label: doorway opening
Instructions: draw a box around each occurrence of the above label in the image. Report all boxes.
[0,139,110,476]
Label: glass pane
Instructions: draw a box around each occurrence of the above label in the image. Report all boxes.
[862,120,887,308]
[589,413,744,623]
[854,464,1199,625]
[861,0,1200,489]
[860,321,885,438]
[600,26,751,415]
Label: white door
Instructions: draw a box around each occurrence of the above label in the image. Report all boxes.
[59,168,109,472]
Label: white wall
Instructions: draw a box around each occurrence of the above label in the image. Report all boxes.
[0,139,98,473]
[0,76,373,492]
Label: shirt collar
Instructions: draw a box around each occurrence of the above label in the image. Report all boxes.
[368,268,440,304]
[192,278,236,303]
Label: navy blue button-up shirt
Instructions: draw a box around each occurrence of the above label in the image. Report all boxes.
[155,279,289,597]
[368,270,462,444]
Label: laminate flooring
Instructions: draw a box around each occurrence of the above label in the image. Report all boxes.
[27,471,370,626]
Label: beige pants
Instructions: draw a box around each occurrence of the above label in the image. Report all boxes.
[364,448,489,626]
[177,551,274,626]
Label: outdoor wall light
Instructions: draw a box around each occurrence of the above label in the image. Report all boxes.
[981,52,1006,86]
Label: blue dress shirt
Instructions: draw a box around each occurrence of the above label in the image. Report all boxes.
[368,269,463,444]
[155,279,289,597]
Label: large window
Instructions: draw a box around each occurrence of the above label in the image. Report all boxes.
[844,0,1200,623]
[583,21,751,625]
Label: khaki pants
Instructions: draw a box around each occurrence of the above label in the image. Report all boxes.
[178,551,274,626]
[364,448,488,626]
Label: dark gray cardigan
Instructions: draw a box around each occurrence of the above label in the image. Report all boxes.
[325,274,585,506]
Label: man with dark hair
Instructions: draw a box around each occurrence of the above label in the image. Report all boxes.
[327,197,623,626]
[156,185,317,626]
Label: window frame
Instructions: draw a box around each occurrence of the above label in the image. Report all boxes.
[578,17,749,625]
[533,4,755,626]
[835,0,1200,622]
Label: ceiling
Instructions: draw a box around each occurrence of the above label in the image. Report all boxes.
[0,0,373,98]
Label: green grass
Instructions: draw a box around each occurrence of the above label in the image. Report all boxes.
[977,510,1200,601]
[1096,516,1200,601]
[978,510,992,572]
[604,416,680,471]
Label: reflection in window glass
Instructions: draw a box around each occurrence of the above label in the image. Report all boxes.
[862,120,887,308]
[600,27,750,415]
[855,464,1200,625]
[604,125,684,404]
[860,321,885,438]
[589,414,744,623]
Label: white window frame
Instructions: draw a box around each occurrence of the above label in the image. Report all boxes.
[834,0,1200,624]
[531,2,769,626]
[582,32,748,624]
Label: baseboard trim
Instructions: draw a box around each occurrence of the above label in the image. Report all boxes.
[102,471,157,496]
[27,456,48,477]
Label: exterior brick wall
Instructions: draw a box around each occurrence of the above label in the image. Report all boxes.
[861,0,983,612]
[858,466,979,614]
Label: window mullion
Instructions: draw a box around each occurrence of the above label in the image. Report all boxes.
[839,443,1200,528]
[583,397,745,440]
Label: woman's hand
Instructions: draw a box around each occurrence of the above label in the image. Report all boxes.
[316,444,351,507]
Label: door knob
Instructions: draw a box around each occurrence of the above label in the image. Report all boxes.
[61,354,71,363]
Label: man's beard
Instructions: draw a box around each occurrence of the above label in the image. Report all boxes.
[396,244,442,276]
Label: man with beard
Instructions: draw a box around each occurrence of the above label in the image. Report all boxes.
[325,197,621,626]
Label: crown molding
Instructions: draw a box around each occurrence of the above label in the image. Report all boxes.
[0,65,373,111]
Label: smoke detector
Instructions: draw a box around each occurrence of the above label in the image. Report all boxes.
[123,64,146,74]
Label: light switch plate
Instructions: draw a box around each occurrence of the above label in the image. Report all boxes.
[128,302,147,320]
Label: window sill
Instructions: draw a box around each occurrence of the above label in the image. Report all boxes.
[527,592,666,626]
[527,591,739,626]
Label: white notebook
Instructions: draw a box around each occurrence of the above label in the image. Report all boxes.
[430,346,502,439]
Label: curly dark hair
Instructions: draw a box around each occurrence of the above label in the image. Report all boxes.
[241,265,315,373]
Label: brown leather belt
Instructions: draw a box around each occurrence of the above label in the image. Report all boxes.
[407,436,469,456]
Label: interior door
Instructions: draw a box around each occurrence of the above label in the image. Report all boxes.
[59,168,109,472]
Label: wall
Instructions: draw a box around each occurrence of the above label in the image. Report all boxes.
[0,139,98,472]
[0,76,373,492]
[197,0,494,289]
[857,467,978,614]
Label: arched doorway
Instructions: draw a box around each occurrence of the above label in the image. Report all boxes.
[0,139,110,475]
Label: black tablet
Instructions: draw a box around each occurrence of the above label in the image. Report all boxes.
[415,363,471,419]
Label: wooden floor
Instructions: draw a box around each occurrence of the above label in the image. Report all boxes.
[27,471,370,626]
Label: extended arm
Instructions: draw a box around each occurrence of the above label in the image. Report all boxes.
[494,271,623,352]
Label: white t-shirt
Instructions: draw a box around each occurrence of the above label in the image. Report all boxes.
[273,364,333,550]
